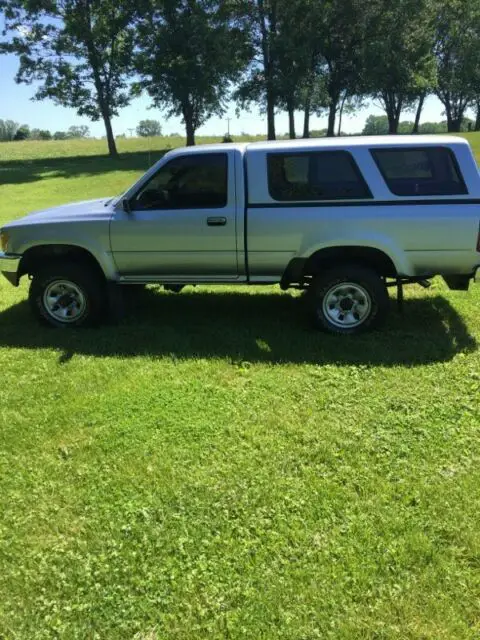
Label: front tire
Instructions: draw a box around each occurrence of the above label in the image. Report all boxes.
[29,262,105,328]
[307,263,389,334]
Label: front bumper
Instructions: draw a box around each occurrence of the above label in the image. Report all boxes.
[0,252,21,286]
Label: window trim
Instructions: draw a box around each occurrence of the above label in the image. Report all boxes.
[370,145,468,197]
[129,152,229,211]
[266,150,373,202]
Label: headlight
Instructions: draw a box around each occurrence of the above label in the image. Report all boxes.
[0,230,9,252]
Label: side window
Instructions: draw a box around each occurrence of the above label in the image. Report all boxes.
[267,150,372,201]
[132,153,228,210]
[371,147,468,196]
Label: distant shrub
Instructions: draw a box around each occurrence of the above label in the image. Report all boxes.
[309,129,328,137]
[0,119,19,141]
[137,120,162,137]
[13,125,30,140]
[31,128,52,140]
[67,125,89,138]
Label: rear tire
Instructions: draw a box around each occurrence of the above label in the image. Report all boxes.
[29,262,106,328]
[307,263,389,334]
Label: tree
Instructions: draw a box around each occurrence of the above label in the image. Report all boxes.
[418,121,448,134]
[362,115,389,135]
[67,125,90,138]
[136,119,162,137]
[135,0,250,146]
[365,0,436,134]
[235,0,281,140]
[53,131,68,140]
[13,124,30,140]
[300,73,328,138]
[236,0,328,140]
[435,0,480,132]
[0,119,19,141]
[310,0,372,137]
[299,59,318,138]
[0,0,139,157]
[31,128,47,140]
[273,0,316,139]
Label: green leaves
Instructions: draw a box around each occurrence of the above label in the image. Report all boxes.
[364,0,436,133]
[435,0,480,130]
[134,0,250,145]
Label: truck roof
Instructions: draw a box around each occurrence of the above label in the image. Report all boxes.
[245,134,469,152]
[167,135,469,156]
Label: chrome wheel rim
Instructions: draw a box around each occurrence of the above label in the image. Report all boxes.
[43,280,87,323]
[322,282,372,329]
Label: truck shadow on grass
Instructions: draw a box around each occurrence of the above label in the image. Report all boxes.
[0,289,476,366]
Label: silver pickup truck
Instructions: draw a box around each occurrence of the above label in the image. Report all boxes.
[1,135,479,334]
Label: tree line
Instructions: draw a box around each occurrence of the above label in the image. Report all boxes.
[0,122,90,142]
[0,120,164,141]
[1,0,480,157]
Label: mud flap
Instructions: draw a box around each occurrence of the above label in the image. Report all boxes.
[443,275,470,291]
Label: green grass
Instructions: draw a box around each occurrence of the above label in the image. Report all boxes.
[1,134,480,639]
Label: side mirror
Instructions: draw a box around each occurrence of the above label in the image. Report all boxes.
[122,198,132,214]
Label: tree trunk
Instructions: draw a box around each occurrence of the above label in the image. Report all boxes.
[447,116,462,132]
[445,103,462,132]
[83,16,118,158]
[412,94,425,134]
[185,118,195,146]
[303,96,311,138]
[87,58,118,157]
[475,101,480,131]
[386,102,402,134]
[287,98,296,139]
[337,93,347,136]
[102,112,118,158]
[258,0,276,141]
[382,91,403,134]
[266,88,276,140]
[327,101,337,137]
[182,100,196,146]
[302,56,315,139]
[437,94,466,133]
[387,114,398,134]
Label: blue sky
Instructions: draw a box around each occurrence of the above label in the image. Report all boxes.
[0,52,454,139]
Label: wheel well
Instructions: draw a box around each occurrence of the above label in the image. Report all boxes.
[19,245,106,280]
[281,246,398,289]
[304,246,397,279]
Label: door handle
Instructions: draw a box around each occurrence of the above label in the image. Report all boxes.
[207,216,227,226]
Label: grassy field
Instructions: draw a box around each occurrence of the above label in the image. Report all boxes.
[0,133,480,639]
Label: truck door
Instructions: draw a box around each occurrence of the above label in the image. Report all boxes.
[110,151,238,278]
